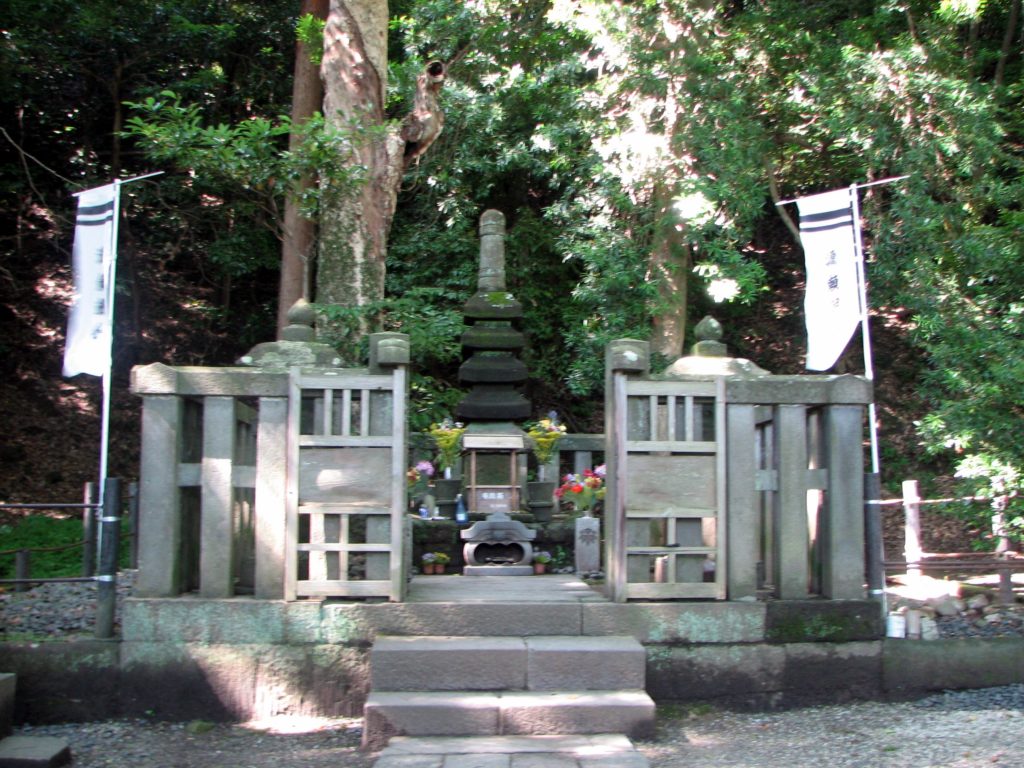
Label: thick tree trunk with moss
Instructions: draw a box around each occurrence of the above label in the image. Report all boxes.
[278,0,329,335]
[315,0,444,339]
[649,183,690,360]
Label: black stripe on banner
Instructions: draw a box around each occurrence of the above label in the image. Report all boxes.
[75,216,114,227]
[800,221,854,234]
[799,207,851,224]
[77,201,115,216]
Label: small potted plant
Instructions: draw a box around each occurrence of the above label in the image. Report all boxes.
[432,551,451,574]
[532,550,552,574]
[420,551,437,574]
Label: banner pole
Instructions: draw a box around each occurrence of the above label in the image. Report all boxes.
[91,171,162,545]
[849,182,881,475]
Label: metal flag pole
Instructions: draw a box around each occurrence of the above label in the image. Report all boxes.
[849,182,881,475]
[73,171,163,546]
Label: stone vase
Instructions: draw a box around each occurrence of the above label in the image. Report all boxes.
[433,479,461,503]
[527,481,556,523]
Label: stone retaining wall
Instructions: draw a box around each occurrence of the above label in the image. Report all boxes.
[2,599,1022,723]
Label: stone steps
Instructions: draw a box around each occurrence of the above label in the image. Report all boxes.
[374,734,650,768]
[0,674,72,768]
[369,635,646,692]
[362,634,655,751]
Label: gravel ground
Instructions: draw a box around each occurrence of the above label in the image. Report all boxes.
[11,686,1024,768]
[639,685,1024,768]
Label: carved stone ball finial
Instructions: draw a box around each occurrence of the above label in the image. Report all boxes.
[692,316,727,358]
[694,316,723,342]
[280,298,316,343]
[477,210,507,292]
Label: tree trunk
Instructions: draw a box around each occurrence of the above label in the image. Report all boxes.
[316,0,444,347]
[649,182,690,360]
[316,0,400,331]
[995,0,1021,89]
[278,0,329,335]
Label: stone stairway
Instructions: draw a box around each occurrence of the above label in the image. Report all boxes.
[362,634,656,751]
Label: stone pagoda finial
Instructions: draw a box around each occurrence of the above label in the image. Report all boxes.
[456,210,530,421]
[477,209,506,291]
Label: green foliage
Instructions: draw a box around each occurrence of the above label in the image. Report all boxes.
[0,517,82,579]
[0,516,132,579]
[123,92,360,224]
[315,289,467,431]
[296,13,326,65]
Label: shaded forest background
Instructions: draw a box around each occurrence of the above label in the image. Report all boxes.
[2,0,1022,549]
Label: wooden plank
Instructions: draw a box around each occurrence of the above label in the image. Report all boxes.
[607,370,628,602]
[294,372,393,390]
[298,503,391,516]
[775,404,810,599]
[177,463,201,488]
[389,365,407,602]
[626,507,717,519]
[199,396,236,598]
[359,389,370,437]
[714,376,728,600]
[298,543,392,553]
[231,465,256,489]
[298,447,392,505]
[625,454,717,511]
[284,371,302,601]
[625,440,716,453]
[254,396,287,599]
[341,388,352,436]
[308,510,326,581]
[625,546,715,556]
[298,435,394,448]
[626,380,718,397]
[322,388,333,436]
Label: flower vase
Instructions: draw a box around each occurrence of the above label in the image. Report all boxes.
[527,481,556,523]
[422,563,435,575]
[533,563,546,574]
[435,564,445,575]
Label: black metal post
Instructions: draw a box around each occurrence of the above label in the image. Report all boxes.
[864,472,886,611]
[95,478,121,639]
[15,549,30,592]
[82,481,98,577]
[128,481,140,569]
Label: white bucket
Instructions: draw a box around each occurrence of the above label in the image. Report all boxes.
[886,613,906,638]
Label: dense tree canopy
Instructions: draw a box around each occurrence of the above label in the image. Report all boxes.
[2,0,1022,539]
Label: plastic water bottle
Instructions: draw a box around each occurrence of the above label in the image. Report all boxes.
[455,494,468,523]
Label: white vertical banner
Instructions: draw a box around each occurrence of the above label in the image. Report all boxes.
[798,188,862,371]
[63,183,118,377]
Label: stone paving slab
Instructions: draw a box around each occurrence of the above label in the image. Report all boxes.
[0,735,71,767]
[407,575,607,604]
[372,636,527,692]
[524,636,645,691]
[372,734,649,768]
